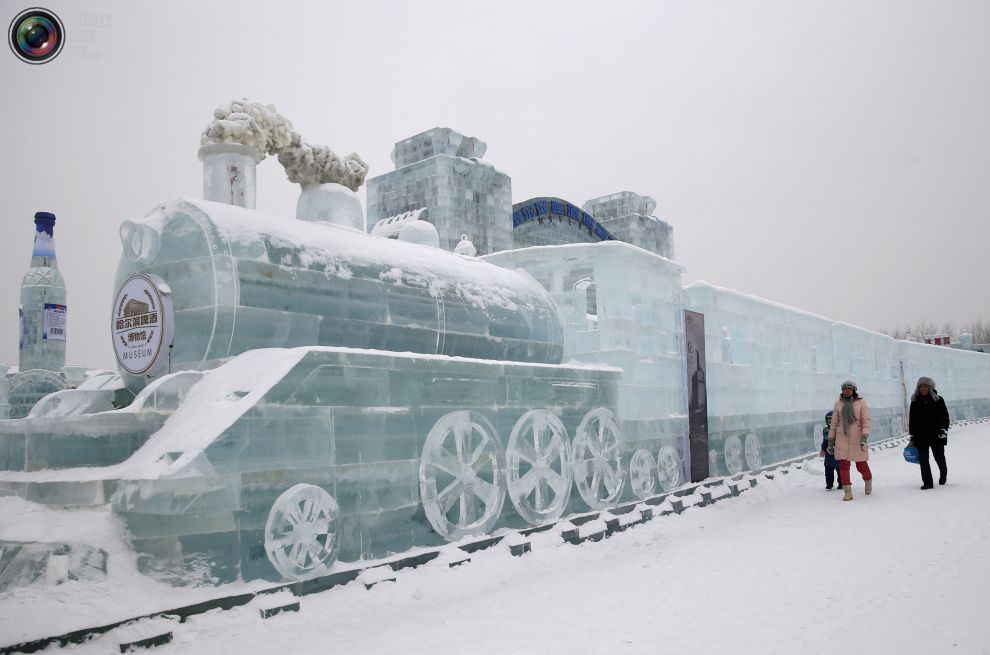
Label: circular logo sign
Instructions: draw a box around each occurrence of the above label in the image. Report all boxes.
[111,274,173,376]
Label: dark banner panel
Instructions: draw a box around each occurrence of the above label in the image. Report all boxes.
[685,310,709,482]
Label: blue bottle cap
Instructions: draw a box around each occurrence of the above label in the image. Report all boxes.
[33,212,56,236]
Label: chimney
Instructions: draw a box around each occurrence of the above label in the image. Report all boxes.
[296,183,365,230]
[198,143,264,209]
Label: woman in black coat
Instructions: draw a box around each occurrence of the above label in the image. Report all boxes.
[908,376,950,490]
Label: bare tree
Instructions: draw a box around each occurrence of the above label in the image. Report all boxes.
[974,319,990,344]
[887,319,990,343]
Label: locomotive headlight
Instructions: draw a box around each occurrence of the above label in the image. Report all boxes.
[120,220,161,264]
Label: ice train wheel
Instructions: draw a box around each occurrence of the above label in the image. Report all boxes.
[264,484,340,581]
[571,408,625,509]
[629,449,657,500]
[419,410,506,540]
[506,409,573,525]
[744,432,762,470]
[724,434,743,475]
[656,445,683,492]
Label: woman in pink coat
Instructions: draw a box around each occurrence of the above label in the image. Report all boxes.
[827,380,873,501]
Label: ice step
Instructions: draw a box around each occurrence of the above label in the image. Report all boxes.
[113,618,176,652]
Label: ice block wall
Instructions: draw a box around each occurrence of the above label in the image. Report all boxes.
[113,197,564,390]
[487,243,990,476]
[485,242,689,447]
[366,128,513,254]
[688,282,990,468]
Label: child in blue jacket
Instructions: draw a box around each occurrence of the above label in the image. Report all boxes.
[819,411,840,489]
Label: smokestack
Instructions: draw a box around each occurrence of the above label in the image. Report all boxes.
[197,142,264,209]
[296,183,365,230]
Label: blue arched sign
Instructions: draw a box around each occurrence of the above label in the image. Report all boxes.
[512,197,615,242]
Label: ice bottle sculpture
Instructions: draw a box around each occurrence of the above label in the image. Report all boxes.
[19,211,67,372]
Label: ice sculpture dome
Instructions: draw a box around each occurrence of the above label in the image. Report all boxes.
[454,235,477,257]
[397,220,440,247]
[296,182,365,231]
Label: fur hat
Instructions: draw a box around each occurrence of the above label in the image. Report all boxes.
[839,380,859,399]
[913,376,940,402]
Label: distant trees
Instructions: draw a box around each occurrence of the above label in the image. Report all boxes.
[886,320,990,344]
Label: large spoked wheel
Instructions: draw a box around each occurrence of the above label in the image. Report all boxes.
[629,449,657,500]
[419,410,506,540]
[264,484,340,581]
[571,408,625,509]
[506,409,573,525]
[724,434,743,475]
[656,445,683,492]
[744,432,762,470]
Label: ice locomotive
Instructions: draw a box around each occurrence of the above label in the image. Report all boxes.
[106,197,623,583]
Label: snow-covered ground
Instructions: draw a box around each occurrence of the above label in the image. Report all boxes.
[3,422,989,654]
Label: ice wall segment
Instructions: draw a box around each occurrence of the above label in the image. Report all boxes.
[366,128,513,254]
[485,243,990,477]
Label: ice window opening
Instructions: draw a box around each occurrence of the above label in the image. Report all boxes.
[574,278,598,329]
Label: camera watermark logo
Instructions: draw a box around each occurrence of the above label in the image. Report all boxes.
[8,8,111,63]
[8,7,64,64]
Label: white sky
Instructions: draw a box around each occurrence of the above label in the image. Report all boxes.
[2,0,988,370]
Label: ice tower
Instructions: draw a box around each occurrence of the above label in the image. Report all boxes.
[582,192,675,259]
[366,128,513,254]
[18,212,66,373]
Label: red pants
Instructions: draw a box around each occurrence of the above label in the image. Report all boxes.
[839,459,872,486]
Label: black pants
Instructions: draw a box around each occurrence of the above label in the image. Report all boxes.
[918,440,947,487]
[825,465,840,488]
